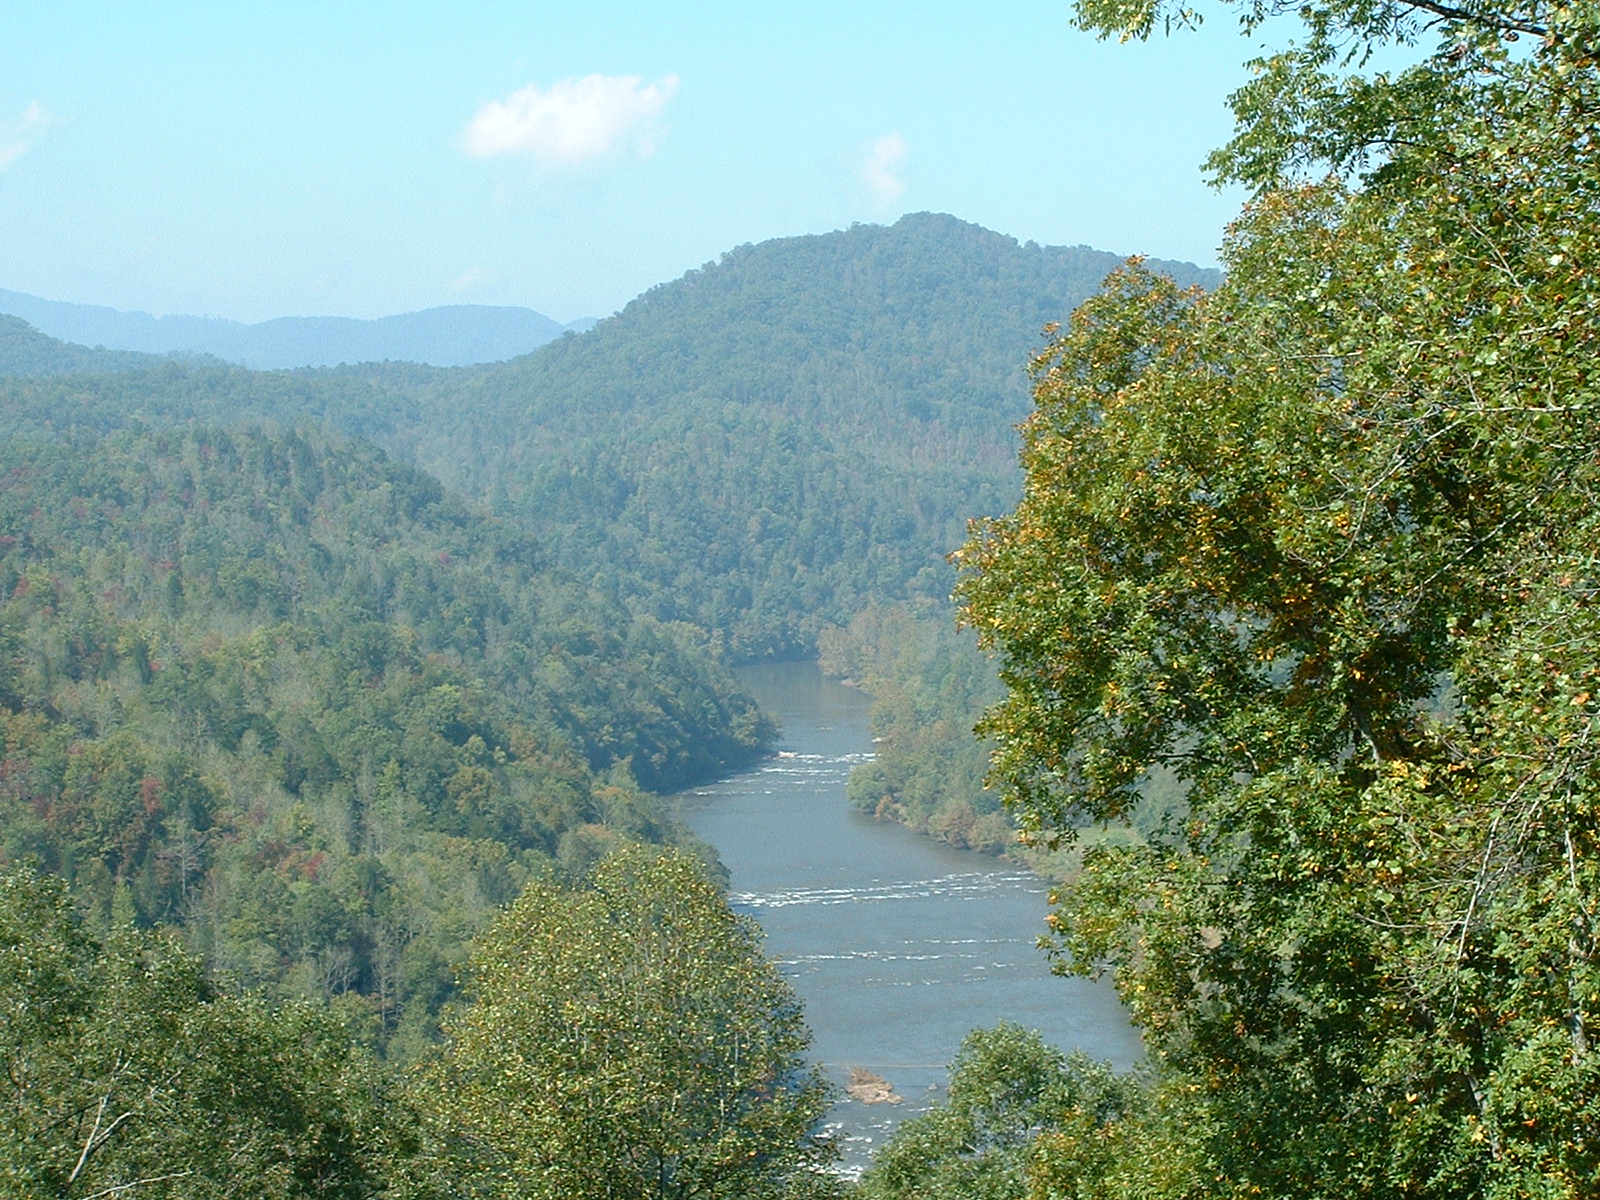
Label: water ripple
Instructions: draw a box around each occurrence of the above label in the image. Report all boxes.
[759,751,876,775]
[731,870,1036,910]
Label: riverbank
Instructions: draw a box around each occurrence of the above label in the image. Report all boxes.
[673,661,1142,1173]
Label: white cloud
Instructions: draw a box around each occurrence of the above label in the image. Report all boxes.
[448,265,493,294]
[462,74,679,164]
[861,132,908,205]
[0,101,49,172]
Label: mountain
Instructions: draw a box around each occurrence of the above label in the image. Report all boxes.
[388,212,1224,657]
[0,313,174,376]
[0,214,1221,659]
[468,212,1219,436]
[0,288,587,368]
[0,213,1224,1033]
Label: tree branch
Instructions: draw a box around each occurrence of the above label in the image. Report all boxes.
[79,1170,196,1200]
[1400,0,1548,39]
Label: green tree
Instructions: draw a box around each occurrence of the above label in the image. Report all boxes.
[0,865,408,1198]
[420,844,836,1200]
[820,602,1012,854]
[0,425,773,1049]
[857,1024,1137,1200]
[955,1,1600,1195]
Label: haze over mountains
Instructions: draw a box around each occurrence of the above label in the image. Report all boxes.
[0,213,1221,658]
[0,211,1218,1068]
[0,287,596,369]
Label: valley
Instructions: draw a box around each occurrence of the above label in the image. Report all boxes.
[0,211,1184,1060]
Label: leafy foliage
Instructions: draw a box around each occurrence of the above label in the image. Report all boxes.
[395,214,1217,659]
[1074,0,1577,189]
[857,1024,1139,1200]
[420,845,837,1200]
[955,1,1600,1194]
[0,865,410,1198]
[0,426,768,1050]
[0,215,1220,662]
[819,602,1012,855]
[822,601,1183,866]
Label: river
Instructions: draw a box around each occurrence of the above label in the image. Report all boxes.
[672,661,1141,1174]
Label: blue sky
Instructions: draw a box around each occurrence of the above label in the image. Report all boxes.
[2,2,1265,323]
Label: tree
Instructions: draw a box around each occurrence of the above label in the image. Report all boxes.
[954,1,1600,1194]
[0,425,774,1049]
[420,844,836,1200]
[857,1024,1137,1200]
[0,865,408,1198]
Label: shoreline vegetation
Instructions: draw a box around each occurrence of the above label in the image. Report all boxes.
[818,603,1174,891]
[7,14,1598,1171]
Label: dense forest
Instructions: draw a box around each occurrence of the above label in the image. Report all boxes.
[9,0,1598,1178]
[0,219,1171,886]
[818,603,1009,854]
[391,214,1218,658]
[0,218,1201,897]
[0,313,176,377]
[1,211,1184,1194]
[0,214,1219,661]
[0,425,767,1056]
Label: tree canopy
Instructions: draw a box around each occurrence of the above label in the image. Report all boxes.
[0,216,1219,662]
[0,865,410,1199]
[421,845,836,1200]
[857,1024,1137,1200]
[956,0,1600,1194]
[0,425,769,1054]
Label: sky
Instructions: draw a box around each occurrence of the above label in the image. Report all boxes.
[1,1,1268,325]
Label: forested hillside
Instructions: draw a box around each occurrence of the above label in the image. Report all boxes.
[0,211,1225,1114]
[0,214,1223,877]
[0,425,767,1053]
[4,0,1595,1185]
[818,603,1008,854]
[390,213,1220,657]
[0,350,424,442]
[1,214,1218,662]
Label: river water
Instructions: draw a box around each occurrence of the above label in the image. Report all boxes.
[672,661,1141,1173]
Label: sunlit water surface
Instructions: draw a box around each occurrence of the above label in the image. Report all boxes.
[672,662,1140,1174]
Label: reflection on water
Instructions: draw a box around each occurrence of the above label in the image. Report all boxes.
[673,662,1141,1174]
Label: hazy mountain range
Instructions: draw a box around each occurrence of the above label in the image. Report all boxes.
[0,212,1223,656]
[0,212,1224,1040]
[0,287,596,369]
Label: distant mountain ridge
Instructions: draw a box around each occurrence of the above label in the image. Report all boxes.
[0,212,1223,658]
[392,212,1225,656]
[0,287,595,368]
[0,313,174,376]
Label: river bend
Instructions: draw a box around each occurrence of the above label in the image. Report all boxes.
[673,662,1141,1171]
